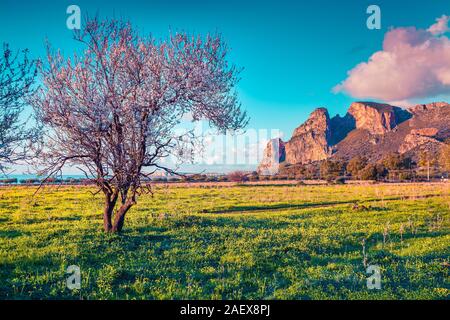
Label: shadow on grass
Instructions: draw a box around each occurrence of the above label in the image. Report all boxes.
[0,229,30,238]
[201,200,355,214]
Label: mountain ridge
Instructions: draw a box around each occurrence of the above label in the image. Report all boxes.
[258,101,450,175]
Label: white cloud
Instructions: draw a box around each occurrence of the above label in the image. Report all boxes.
[334,16,450,102]
[428,15,450,36]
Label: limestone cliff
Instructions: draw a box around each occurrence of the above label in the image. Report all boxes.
[348,102,410,135]
[284,108,332,164]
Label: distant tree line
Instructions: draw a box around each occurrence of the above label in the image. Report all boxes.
[235,144,450,183]
[277,145,450,183]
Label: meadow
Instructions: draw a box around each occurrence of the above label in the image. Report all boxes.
[0,182,449,300]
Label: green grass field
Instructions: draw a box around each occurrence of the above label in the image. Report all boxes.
[0,183,449,300]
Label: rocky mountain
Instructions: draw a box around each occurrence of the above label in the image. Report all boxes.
[258,101,450,174]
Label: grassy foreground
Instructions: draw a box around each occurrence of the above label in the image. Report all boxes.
[0,183,449,300]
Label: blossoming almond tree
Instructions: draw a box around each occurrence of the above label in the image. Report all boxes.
[32,18,248,233]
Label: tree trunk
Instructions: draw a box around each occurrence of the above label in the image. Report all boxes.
[111,202,134,233]
[103,201,114,232]
[103,192,118,233]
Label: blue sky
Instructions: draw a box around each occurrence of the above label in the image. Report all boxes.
[1,0,449,173]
